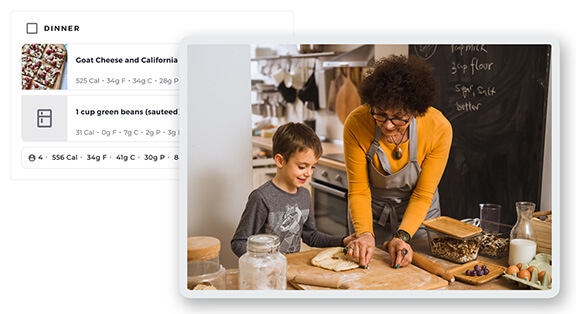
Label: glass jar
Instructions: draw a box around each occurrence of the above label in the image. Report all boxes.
[508,202,538,266]
[238,234,287,290]
[426,228,482,263]
[187,236,226,290]
[479,222,512,258]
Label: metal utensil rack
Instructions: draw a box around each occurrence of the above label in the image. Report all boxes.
[250,51,335,61]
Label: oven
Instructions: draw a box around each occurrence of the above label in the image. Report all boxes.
[310,153,351,236]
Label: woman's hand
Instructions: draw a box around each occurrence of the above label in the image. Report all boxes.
[342,233,357,247]
[387,236,413,268]
[344,232,375,268]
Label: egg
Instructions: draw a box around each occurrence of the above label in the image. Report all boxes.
[517,269,531,280]
[506,265,520,275]
[527,266,539,274]
[516,263,524,270]
[538,270,552,283]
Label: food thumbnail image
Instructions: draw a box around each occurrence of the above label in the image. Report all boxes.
[21,44,67,90]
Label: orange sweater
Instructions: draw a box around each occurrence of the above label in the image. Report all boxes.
[343,105,453,238]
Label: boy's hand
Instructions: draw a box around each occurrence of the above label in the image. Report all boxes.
[342,233,357,246]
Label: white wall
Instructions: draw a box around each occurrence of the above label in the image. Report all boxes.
[184,44,253,269]
[375,44,409,59]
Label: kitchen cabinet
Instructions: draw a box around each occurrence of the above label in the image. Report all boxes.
[252,158,276,189]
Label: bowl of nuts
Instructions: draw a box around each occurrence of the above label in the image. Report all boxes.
[423,216,483,264]
[478,222,512,258]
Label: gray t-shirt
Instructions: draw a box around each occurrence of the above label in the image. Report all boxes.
[231,180,345,257]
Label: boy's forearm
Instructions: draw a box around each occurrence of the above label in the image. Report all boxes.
[230,238,247,257]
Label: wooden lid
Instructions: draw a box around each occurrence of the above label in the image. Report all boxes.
[423,216,482,238]
[187,236,221,262]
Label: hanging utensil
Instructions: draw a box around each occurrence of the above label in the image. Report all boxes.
[297,64,319,110]
[335,68,361,124]
[261,97,274,118]
[252,103,262,115]
[275,100,287,118]
[284,58,293,88]
[277,81,297,103]
[327,68,343,112]
[291,61,304,90]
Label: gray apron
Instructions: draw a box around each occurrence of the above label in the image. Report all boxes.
[349,118,441,244]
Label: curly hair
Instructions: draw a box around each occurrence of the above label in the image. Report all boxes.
[359,55,437,116]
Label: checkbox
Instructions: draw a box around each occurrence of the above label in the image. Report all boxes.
[26,23,38,34]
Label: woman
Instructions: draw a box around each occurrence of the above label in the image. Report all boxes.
[343,55,452,268]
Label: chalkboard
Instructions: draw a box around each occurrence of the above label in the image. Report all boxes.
[410,44,551,226]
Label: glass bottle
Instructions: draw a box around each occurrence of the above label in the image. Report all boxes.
[238,234,287,290]
[508,201,538,265]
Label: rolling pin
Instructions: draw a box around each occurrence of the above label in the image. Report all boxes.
[383,241,455,283]
[288,273,351,289]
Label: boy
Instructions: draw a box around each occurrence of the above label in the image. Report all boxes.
[231,122,354,257]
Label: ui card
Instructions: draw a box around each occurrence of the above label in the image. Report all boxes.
[179,36,559,299]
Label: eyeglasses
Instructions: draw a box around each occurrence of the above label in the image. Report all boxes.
[370,108,411,126]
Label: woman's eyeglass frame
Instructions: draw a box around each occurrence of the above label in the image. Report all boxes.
[370,108,411,126]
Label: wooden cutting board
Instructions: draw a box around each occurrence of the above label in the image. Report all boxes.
[334,76,361,124]
[286,247,448,290]
[446,260,506,285]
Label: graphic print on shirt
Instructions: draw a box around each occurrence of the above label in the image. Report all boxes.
[267,203,309,253]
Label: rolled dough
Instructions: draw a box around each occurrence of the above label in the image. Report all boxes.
[311,247,359,272]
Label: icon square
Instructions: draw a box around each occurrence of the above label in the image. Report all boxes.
[26,23,38,34]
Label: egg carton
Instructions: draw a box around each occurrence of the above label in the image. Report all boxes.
[502,253,552,290]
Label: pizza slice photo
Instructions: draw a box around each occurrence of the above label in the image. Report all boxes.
[21,43,67,90]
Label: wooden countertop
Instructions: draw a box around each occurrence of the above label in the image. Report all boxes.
[252,136,346,171]
[224,238,522,290]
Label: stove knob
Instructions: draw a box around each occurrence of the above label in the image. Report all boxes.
[335,174,342,182]
[321,170,328,177]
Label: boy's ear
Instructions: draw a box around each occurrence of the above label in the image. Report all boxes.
[273,153,284,168]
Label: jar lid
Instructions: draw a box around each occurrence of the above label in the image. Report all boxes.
[423,216,482,239]
[247,234,280,253]
[187,236,221,262]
